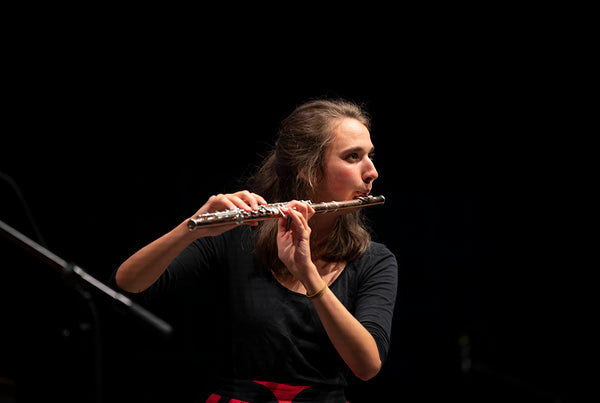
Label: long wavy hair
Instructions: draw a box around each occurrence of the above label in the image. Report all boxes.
[247,98,373,274]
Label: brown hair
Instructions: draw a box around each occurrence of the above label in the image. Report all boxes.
[248,98,373,274]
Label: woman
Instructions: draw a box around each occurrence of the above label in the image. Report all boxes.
[113,98,398,402]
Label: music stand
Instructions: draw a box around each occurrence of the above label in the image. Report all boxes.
[0,219,172,402]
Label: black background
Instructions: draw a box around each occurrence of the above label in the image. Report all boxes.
[0,10,591,403]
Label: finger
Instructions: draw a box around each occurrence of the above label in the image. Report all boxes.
[277,215,290,234]
[296,208,311,232]
[306,203,315,218]
[253,193,268,206]
[283,205,309,233]
[287,200,313,214]
[232,191,256,210]
[286,201,313,228]
[301,202,315,220]
[229,195,253,212]
[246,193,263,210]
[206,194,238,212]
[235,190,266,210]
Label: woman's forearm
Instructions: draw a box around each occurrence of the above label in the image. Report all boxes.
[277,203,382,381]
[115,221,195,293]
[115,191,265,293]
[310,286,381,381]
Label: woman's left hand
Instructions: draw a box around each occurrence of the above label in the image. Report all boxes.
[276,200,316,282]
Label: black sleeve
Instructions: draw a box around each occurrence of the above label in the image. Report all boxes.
[354,244,398,363]
[144,233,227,300]
[108,231,228,303]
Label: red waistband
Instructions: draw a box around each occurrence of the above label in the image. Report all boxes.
[206,379,348,403]
[254,380,310,402]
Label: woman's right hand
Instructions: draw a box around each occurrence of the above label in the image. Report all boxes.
[189,190,268,238]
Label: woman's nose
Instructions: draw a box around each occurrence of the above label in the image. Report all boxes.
[363,159,378,184]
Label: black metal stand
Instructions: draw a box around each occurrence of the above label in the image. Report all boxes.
[0,219,173,402]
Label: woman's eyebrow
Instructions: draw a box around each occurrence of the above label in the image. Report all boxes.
[341,145,375,154]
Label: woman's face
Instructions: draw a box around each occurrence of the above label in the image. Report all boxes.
[314,118,378,202]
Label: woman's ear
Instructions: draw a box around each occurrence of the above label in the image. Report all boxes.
[297,166,308,181]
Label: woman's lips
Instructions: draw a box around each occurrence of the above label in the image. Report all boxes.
[354,190,371,198]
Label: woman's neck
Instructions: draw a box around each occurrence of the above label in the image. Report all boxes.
[309,213,339,257]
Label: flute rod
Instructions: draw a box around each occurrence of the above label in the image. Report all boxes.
[187,195,385,231]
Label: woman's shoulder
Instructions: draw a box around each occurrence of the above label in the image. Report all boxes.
[349,240,397,276]
[346,241,397,292]
[365,240,396,261]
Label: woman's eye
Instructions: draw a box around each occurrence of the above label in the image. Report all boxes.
[347,152,359,161]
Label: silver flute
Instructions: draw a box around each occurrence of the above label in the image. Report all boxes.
[187,195,385,231]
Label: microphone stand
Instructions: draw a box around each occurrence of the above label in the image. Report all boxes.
[0,219,173,402]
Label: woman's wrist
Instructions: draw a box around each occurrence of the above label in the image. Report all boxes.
[301,267,325,296]
[175,220,199,242]
[306,279,327,299]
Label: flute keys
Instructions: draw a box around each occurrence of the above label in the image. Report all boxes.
[187,196,384,231]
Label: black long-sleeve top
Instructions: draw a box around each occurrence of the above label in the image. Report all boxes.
[111,226,397,399]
